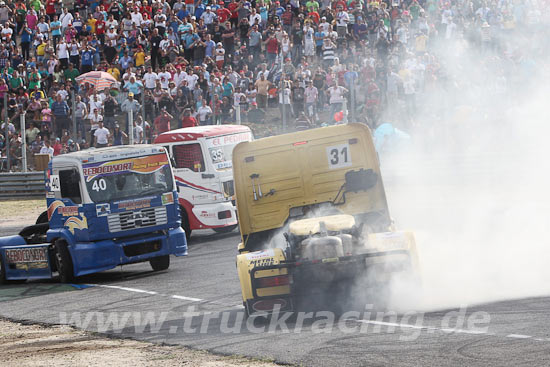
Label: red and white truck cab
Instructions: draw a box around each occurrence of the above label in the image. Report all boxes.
[154,125,253,238]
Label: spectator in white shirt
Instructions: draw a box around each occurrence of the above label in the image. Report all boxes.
[94,121,110,148]
[133,120,144,144]
[201,6,217,26]
[197,104,212,125]
[143,66,159,90]
[158,67,172,89]
[131,8,144,26]
[39,140,55,157]
[59,8,73,32]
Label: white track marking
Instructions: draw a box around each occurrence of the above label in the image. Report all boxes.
[506,334,533,339]
[353,319,548,341]
[89,284,201,301]
[171,295,203,302]
[93,284,158,295]
[88,283,244,309]
[352,319,492,335]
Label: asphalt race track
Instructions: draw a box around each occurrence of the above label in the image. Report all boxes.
[1,152,550,366]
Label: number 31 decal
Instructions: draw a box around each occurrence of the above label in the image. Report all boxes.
[326,143,352,169]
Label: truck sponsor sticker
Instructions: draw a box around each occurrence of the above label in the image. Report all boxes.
[82,154,169,182]
[58,206,79,217]
[200,211,215,218]
[250,257,275,268]
[96,203,111,216]
[114,197,154,211]
[161,192,174,205]
[6,247,48,264]
[47,200,65,219]
[206,132,252,148]
[206,132,253,170]
[326,143,352,169]
[246,249,276,267]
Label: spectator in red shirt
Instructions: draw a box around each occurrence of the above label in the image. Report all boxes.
[227,0,239,27]
[181,108,198,128]
[95,17,105,44]
[140,1,153,17]
[154,108,173,136]
[265,33,279,66]
[52,137,63,156]
[217,5,231,24]
[45,0,56,19]
[281,5,294,33]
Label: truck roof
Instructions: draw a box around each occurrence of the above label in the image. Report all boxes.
[154,125,251,144]
[51,145,166,164]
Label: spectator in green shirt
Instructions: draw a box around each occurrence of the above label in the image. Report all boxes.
[9,70,23,91]
[28,67,41,90]
[63,63,80,83]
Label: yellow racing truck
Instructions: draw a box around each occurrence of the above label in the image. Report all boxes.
[234,123,419,315]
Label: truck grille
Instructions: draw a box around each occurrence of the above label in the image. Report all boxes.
[223,180,235,197]
[108,207,167,232]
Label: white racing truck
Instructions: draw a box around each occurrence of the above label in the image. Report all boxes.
[154,125,253,238]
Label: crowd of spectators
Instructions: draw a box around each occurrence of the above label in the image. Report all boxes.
[0,0,547,170]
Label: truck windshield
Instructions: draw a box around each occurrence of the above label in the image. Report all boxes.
[83,154,174,203]
[206,132,252,170]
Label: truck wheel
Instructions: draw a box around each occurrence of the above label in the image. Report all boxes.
[36,211,48,224]
[54,240,75,283]
[180,206,192,240]
[150,255,170,271]
[213,225,238,234]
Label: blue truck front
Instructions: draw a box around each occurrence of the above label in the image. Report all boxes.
[42,146,188,278]
[0,145,187,281]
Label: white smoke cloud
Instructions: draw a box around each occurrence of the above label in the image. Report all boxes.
[380,24,550,311]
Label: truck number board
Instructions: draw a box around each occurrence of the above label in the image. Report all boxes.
[326,143,352,169]
[5,247,48,264]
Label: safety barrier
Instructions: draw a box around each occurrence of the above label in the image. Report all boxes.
[0,172,44,199]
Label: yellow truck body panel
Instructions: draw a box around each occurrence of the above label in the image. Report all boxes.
[232,123,389,244]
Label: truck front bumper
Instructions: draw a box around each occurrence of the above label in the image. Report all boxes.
[190,201,238,229]
[71,227,187,277]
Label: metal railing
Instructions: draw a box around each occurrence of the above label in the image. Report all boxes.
[0,172,44,199]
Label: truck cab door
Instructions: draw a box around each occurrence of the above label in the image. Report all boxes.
[48,165,88,239]
[170,142,222,205]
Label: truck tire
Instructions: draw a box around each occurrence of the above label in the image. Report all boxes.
[180,206,192,240]
[150,255,170,271]
[36,211,49,224]
[212,225,238,234]
[54,240,75,283]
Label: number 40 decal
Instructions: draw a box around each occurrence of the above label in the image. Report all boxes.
[326,143,352,169]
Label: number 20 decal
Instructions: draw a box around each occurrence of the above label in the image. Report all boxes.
[326,143,352,169]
